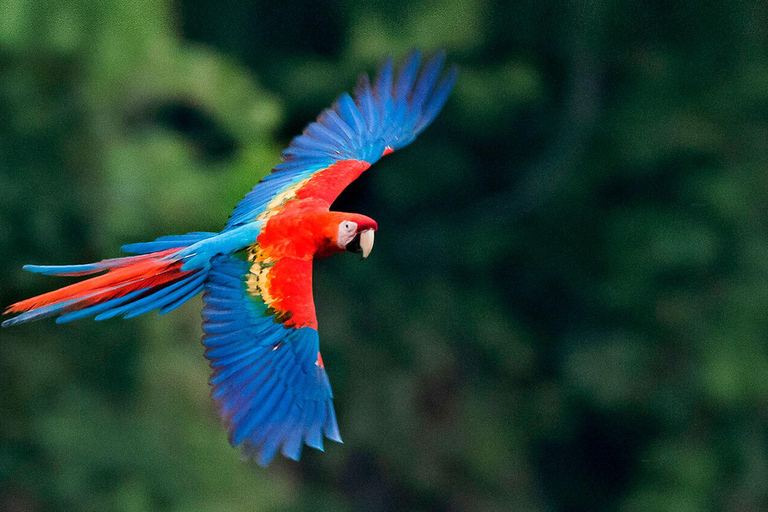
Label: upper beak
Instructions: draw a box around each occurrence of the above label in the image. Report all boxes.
[346,229,375,259]
[359,229,374,259]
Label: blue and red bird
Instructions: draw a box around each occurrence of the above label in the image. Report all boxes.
[3,52,457,465]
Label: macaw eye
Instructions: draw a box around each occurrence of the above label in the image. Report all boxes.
[337,221,358,249]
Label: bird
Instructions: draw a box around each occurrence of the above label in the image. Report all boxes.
[2,51,457,466]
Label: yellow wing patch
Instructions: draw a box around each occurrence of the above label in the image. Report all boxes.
[245,245,275,306]
[256,177,312,222]
[246,175,315,305]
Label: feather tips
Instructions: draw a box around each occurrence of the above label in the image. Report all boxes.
[203,254,340,466]
[1,230,231,326]
[1,248,200,326]
[226,50,457,228]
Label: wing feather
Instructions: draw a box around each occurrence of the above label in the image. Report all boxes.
[203,253,338,465]
[226,51,457,228]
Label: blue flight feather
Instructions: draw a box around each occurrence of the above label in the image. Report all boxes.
[22,263,103,276]
[225,51,457,228]
[56,290,145,323]
[202,254,339,465]
[121,232,217,254]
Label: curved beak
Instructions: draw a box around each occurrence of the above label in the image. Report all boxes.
[346,229,375,259]
[359,229,374,259]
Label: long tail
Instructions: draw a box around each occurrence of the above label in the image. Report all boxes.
[2,232,217,327]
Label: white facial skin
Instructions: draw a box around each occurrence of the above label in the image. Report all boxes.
[337,221,358,249]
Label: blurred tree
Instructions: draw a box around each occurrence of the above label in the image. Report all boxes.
[3,0,768,511]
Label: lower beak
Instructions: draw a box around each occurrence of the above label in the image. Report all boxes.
[346,229,375,259]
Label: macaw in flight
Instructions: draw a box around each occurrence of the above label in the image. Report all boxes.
[2,51,457,466]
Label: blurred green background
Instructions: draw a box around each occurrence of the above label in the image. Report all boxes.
[2,0,768,511]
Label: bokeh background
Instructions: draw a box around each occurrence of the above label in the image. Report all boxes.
[2,0,768,511]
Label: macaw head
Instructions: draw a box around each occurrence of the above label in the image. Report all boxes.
[334,214,378,258]
[310,211,377,259]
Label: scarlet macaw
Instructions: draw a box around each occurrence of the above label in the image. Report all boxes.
[2,52,457,465]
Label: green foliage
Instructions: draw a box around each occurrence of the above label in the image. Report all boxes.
[2,0,768,511]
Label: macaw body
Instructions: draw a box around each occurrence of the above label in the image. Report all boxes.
[3,52,456,465]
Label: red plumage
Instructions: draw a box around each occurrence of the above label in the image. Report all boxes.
[4,249,195,315]
[248,197,377,329]
[294,159,371,205]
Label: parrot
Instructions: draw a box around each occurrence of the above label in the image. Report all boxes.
[2,51,457,466]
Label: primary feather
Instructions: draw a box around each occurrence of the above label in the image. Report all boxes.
[225,50,458,229]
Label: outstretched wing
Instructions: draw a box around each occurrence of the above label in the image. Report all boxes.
[226,51,458,228]
[203,251,339,465]
[206,52,457,464]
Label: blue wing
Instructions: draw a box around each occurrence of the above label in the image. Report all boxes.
[226,50,458,228]
[203,253,340,465]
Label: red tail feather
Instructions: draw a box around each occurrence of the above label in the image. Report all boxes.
[5,249,193,315]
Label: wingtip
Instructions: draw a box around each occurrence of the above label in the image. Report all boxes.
[405,48,423,64]
[426,50,446,69]
[447,63,460,82]
[440,65,460,98]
